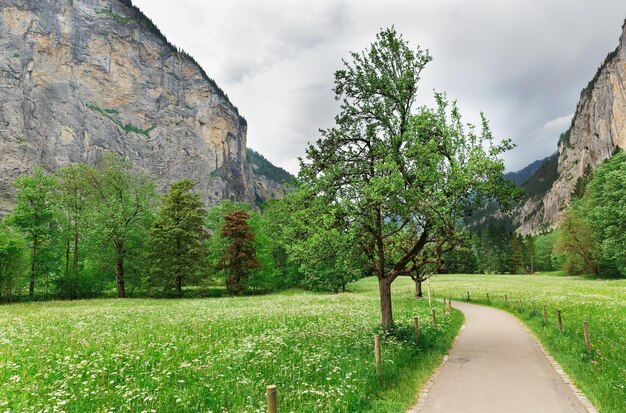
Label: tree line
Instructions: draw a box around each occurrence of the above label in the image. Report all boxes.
[0,154,305,303]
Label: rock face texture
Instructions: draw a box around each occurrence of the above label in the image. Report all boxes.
[517,21,626,234]
[0,0,286,214]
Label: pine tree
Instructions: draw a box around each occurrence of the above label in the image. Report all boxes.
[148,179,208,296]
[217,210,260,294]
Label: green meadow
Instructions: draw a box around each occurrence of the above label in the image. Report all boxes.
[0,280,462,413]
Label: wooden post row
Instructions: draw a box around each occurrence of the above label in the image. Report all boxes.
[374,334,382,380]
[583,321,591,353]
[266,385,277,413]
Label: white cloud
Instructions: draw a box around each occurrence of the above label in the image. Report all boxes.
[130,0,626,175]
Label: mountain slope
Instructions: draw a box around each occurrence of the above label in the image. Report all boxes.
[0,0,284,214]
[505,155,555,186]
[516,21,626,234]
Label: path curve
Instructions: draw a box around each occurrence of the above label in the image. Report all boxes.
[409,301,596,413]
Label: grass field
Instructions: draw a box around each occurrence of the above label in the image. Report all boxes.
[416,273,624,413]
[0,280,463,413]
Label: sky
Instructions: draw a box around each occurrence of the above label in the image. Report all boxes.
[131,0,626,174]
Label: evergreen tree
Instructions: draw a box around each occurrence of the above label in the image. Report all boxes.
[509,235,525,274]
[217,210,260,294]
[148,179,208,296]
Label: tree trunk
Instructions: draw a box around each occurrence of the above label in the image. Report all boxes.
[65,237,70,278]
[73,229,79,298]
[116,252,126,298]
[378,277,394,329]
[29,235,38,298]
[176,275,182,297]
[415,277,423,298]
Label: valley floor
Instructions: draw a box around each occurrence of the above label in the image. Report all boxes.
[0,279,462,413]
[1,274,623,413]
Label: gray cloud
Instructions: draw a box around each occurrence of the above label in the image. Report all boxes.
[131,0,626,174]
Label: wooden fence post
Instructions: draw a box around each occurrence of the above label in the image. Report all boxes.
[467,291,470,301]
[374,335,381,380]
[542,304,547,325]
[432,309,437,331]
[583,321,591,353]
[518,297,522,310]
[442,304,446,318]
[266,385,277,413]
[504,294,508,307]
[414,317,419,344]
[487,292,490,303]
[448,297,452,312]
[532,302,535,314]
[557,310,563,333]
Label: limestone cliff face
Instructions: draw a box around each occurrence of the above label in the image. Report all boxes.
[0,0,280,213]
[517,21,626,234]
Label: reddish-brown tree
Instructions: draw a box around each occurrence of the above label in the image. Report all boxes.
[217,210,260,294]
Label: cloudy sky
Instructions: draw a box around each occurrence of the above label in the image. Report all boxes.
[132,0,626,174]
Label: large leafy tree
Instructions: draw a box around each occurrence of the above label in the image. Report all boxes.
[84,153,158,298]
[298,28,517,328]
[555,202,598,276]
[55,164,90,298]
[148,179,208,296]
[217,210,260,294]
[11,166,58,298]
[0,223,28,302]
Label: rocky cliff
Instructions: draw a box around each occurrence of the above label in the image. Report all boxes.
[517,20,626,234]
[0,0,287,214]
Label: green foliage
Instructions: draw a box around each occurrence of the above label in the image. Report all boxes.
[85,103,155,137]
[10,166,58,298]
[53,164,95,299]
[285,194,360,292]
[148,179,208,296]
[246,148,294,184]
[82,153,158,297]
[533,231,559,272]
[0,223,28,302]
[95,8,133,24]
[555,201,598,276]
[297,27,518,327]
[521,152,559,199]
[585,150,626,275]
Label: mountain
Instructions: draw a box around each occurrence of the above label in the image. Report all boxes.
[515,20,626,234]
[505,155,555,186]
[0,0,288,214]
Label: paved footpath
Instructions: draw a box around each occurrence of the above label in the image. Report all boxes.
[409,301,596,413]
